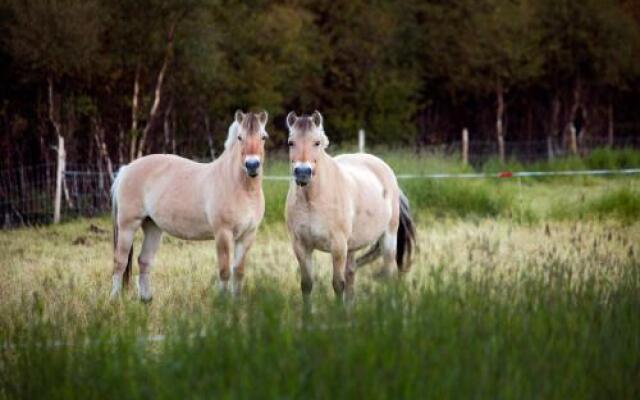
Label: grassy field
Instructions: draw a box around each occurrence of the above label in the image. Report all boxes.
[1,151,640,399]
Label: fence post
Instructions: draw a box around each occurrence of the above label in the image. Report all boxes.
[462,128,469,165]
[53,135,65,224]
[358,129,365,153]
[569,124,578,155]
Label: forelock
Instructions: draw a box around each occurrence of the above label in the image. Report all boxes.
[241,113,261,135]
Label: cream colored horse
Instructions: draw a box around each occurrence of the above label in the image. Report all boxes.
[110,110,269,301]
[285,111,416,302]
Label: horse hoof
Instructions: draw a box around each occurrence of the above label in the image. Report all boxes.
[140,296,153,304]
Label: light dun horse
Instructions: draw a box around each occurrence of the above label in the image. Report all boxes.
[110,110,269,301]
[285,111,416,302]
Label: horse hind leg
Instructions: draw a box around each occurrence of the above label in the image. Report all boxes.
[345,251,356,303]
[138,219,163,303]
[379,229,398,278]
[111,220,140,299]
[231,231,256,298]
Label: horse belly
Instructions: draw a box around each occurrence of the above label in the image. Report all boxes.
[153,213,214,240]
[348,193,391,250]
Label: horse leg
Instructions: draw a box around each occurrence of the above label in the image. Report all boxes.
[345,251,356,303]
[111,219,140,299]
[331,239,348,302]
[137,219,163,303]
[231,230,256,297]
[293,239,313,303]
[380,229,398,278]
[215,228,233,293]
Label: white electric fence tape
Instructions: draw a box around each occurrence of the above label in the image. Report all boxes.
[264,168,640,181]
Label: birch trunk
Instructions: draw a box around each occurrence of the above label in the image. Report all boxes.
[607,99,614,148]
[136,22,176,159]
[129,63,141,161]
[566,79,581,155]
[496,81,505,164]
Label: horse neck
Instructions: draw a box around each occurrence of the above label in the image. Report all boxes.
[296,150,336,202]
[211,144,262,193]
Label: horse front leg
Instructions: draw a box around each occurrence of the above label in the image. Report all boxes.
[293,239,313,304]
[231,230,256,298]
[331,238,348,303]
[215,228,234,294]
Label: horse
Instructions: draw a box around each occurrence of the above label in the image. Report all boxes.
[110,110,269,301]
[284,111,416,302]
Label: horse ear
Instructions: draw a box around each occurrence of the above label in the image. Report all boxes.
[311,110,323,128]
[286,111,297,130]
[235,110,245,124]
[257,110,268,126]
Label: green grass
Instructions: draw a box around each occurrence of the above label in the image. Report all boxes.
[2,148,640,398]
[2,264,639,399]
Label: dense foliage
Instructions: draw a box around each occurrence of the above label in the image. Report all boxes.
[0,0,639,168]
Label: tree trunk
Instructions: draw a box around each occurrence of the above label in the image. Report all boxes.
[93,119,114,182]
[204,113,215,160]
[462,127,469,165]
[496,81,505,164]
[118,125,125,166]
[136,22,176,159]
[163,99,174,153]
[53,135,65,224]
[566,79,581,156]
[607,99,614,147]
[47,76,62,139]
[129,62,141,161]
[548,93,561,160]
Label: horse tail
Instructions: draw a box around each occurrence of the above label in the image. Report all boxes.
[355,238,382,268]
[111,167,133,288]
[396,191,416,272]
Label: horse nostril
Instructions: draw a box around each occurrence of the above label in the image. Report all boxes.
[245,160,260,170]
[294,166,312,177]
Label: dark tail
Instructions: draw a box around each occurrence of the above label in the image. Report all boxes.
[396,191,416,272]
[112,194,133,289]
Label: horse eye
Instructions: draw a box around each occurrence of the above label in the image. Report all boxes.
[237,135,243,141]
[261,135,267,141]
[288,140,294,147]
[314,141,321,147]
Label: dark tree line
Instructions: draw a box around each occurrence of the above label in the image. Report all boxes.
[1,0,639,169]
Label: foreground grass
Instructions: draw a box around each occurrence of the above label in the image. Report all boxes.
[1,211,639,398]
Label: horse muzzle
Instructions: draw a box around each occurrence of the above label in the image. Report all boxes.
[245,157,261,178]
[293,164,312,186]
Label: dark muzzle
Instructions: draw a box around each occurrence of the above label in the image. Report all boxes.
[245,159,260,177]
[293,165,312,186]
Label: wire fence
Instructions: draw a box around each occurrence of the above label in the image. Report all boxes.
[1,164,112,228]
[2,138,639,228]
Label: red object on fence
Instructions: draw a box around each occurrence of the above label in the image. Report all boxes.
[497,171,513,178]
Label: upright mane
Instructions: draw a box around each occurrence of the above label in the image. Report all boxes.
[224,113,262,150]
[224,120,239,150]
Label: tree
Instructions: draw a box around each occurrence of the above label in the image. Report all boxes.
[6,0,102,144]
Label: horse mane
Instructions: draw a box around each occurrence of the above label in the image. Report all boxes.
[224,113,262,150]
[224,121,239,150]
[292,115,329,147]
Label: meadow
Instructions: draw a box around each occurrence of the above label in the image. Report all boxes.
[1,149,639,399]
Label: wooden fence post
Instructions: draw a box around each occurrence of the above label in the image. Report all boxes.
[569,124,578,156]
[53,135,65,224]
[462,128,469,165]
[358,129,365,153]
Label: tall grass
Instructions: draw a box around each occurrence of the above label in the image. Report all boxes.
[2,259,639,399]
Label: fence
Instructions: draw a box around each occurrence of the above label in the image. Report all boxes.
[3,165,640,229]
[1,164,112,228]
